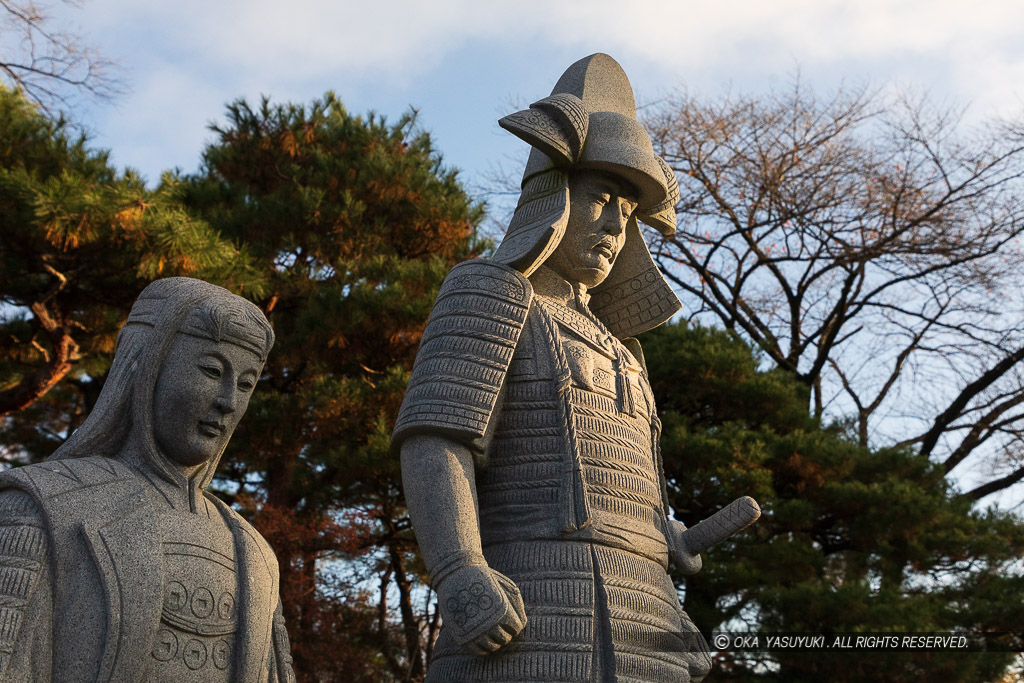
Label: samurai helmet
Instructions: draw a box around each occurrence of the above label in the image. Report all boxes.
[493,53,681,338]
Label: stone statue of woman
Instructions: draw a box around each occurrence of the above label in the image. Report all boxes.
[0,277,295,682]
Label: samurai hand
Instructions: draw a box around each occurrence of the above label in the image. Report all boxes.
[666,520,703,575]
[436,564,527,655]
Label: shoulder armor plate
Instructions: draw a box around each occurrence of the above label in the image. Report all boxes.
[393,259,533,453]
[0,456,135,501]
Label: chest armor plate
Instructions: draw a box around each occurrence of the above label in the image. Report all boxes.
[478,297,668,564]
[148,500,238,682]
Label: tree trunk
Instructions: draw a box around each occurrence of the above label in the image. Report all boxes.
[0,303,78,417]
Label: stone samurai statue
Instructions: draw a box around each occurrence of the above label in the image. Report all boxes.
[0,278,295,681]
[395,54,759,682]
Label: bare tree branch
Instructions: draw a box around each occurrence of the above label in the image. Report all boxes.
[645,78,1024,498]
[0,0,124,116]
[966,465,1024,500]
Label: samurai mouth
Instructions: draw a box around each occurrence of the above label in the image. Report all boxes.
[592,238,617,260]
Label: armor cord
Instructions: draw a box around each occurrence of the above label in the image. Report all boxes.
[574,294,637,417]
[575,293,669,524]
[534,301,593,533]
[650,413,672,518]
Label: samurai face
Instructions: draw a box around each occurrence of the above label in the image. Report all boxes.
[152,333,262,468]
[545,170,638,289]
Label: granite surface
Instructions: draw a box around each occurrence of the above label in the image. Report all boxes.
[396,54,760,682]
[0,277,295,682]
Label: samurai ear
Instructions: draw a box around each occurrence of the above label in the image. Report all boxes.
[638,155,679,236]
[498,94,589,168]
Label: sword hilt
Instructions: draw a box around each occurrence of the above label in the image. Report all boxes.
[680,496,761,555]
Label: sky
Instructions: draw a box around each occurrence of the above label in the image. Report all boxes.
[34,0,1024,506]
[50,0,1024,193]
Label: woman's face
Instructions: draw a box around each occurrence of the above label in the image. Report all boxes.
[151,332,262,468]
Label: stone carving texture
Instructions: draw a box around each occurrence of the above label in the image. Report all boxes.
[394,260,532,449]
[501,108,575,167]
[590,265,681,340]
[397,53,761,682]
[0,277,295,682]
[533,93,589,159]
[492,170,571,273]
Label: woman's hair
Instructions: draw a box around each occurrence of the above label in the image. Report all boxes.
[51,277,274,489]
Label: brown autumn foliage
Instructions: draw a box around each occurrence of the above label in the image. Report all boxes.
[178,93,483,681]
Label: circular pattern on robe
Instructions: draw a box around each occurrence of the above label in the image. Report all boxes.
[630,279,642,290]
[183,639,208,670]
[645,270,657,282]
[212,640,231,670]
[152,629,178,661]
[191,587,215,619]
[164,581,188,612]
[217,591,235,620]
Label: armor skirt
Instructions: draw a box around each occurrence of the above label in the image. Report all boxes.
[426,540,708,683]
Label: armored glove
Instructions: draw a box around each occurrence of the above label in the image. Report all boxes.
[434,560,527,655]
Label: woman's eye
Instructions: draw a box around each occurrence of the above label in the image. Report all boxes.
[238,380,255,392]
[201,366,222,379]
[592,192,610,206]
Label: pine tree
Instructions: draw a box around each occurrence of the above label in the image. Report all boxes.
[641,322,1024,682]
[0,86,260,454]
[176,93,483,681]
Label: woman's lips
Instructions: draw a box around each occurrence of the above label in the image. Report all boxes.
[198,420,225,437]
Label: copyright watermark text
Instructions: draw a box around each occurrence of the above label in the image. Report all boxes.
[706,632,1020,652]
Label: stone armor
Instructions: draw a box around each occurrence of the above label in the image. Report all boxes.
[150,504,240,680]
[0,457,294,682]
[394,261,710,682]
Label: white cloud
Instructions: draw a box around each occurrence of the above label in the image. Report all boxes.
[60,0,1024,105]
[72,2,1020,73]
[45,0,1024,181]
